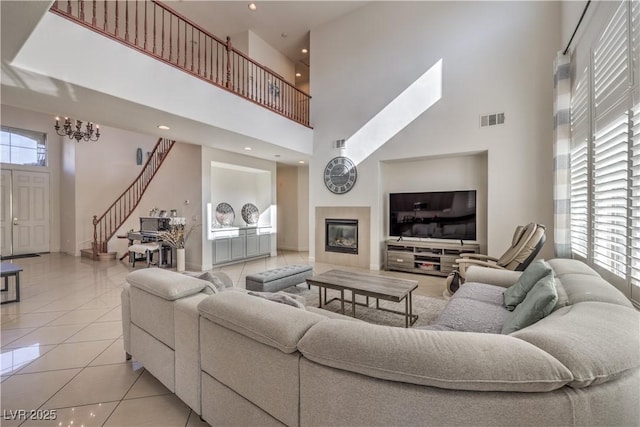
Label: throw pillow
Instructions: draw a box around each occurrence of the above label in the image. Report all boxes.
[503,259,553,311]
[501,273,558,334]
[198,272,232,294]
[247,291,306,309]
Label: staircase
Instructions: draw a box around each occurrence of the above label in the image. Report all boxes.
[82,137,175,260]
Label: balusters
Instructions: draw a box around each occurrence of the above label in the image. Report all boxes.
[134,0,138,46]
[169,14,173,62]
[115,0,118,37]
[161,8,165,58]
[152,3,156,54]
[92,0,96,26]
[143,0,147,50]
[125,0,129,41]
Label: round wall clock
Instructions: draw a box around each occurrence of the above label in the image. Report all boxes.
[324,156,357,194]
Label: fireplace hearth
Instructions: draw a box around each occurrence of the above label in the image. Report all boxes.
[325,219,358,254]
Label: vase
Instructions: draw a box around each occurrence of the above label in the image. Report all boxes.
[176,248,185,272]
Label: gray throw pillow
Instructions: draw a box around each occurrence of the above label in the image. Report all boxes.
[503,259,552,311]
[501,273,558,334]
[198,272,232,293]
[247,291,306,309]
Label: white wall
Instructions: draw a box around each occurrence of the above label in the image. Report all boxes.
[211,163,271,228]
[309,1,561,269]
[277,165,299,250]
[200,146,277,270]
[73,126,157,254]
[247,31,296,84]
[0,104,62,253]
[381,153,488,253]
[297,166,309,251]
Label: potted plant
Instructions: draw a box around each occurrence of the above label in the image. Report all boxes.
[159,217,198,272]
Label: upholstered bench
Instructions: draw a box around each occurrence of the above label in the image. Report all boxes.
[129,242,160,267]
[246,264,313,292]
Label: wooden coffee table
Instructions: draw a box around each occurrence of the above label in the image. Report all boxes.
[306,270,419,327]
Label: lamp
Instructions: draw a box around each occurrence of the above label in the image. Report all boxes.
[54,117,100,142]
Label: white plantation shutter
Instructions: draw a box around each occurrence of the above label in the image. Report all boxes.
[631,102,640,288]
[592,107,629,276]
[594,1,629,116]
[570,72,590,259]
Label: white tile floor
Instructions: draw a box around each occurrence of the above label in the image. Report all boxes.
[1,251,445,427]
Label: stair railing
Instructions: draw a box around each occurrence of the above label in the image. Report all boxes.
[92,137,175,257]
[49,0,311,127]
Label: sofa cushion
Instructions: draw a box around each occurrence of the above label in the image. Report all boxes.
[299,320,573,392]
[198,271,233,293]
[502,273,558,334]
[503,260,553,310]
[424,283,508,334]
[513,302,640,388]
[247,291,306,309]
[127,269,208,301]
[198,291,326,353]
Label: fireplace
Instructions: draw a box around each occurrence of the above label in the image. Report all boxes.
[325,219,358,254]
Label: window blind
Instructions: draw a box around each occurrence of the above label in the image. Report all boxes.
[631,103,640,287]
[592,108,629,277]
[594,1,629,116]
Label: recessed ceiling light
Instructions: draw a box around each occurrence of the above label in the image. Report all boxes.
[248,3,257,11]
[157,125,170,130]
[274,154,281,158]
[299,160,305,164]
[244,147,252,151]
[301,48,308,54]
[295,72,301,77]
[281,32,288,38]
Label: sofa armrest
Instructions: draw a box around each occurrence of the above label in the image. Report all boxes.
[465,266,522,288]
[298,320,572,393]
[121,283,131,355]
[198,291,327,354]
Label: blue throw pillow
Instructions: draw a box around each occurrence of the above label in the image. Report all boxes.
[503,259,552,311]
[502,273,558,334]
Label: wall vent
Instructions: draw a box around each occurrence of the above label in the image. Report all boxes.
[333,139,346,149]
[480,113,505,127]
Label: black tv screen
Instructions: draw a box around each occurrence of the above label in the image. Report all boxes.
[389,191,477,240]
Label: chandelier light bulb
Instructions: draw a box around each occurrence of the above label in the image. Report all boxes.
[54,116,101,142]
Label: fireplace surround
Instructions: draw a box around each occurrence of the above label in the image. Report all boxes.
[325,219,358,254]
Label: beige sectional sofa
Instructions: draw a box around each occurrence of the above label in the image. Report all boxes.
[121,259,640,426]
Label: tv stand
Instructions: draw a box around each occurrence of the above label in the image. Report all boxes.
[385,239,480,277]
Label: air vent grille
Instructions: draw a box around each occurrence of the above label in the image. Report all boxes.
[333,139,346,149]
[480,113,505,127]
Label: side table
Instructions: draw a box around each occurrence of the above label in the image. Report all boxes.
[0,262,22,304]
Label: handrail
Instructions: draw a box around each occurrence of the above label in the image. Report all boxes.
[49,0,311,127]
[92,137,175,257]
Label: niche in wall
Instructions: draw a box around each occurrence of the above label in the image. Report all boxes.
[210,161,272,228]
[381,152,488,253]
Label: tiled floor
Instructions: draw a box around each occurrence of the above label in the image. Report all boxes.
[1,251,445,426]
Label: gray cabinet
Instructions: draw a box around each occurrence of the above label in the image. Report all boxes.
[386,239,480,276]
[211,226,272,266]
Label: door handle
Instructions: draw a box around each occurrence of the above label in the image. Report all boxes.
[13,217,18,226]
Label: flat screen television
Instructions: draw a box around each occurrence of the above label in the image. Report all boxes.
[389,190,477,240]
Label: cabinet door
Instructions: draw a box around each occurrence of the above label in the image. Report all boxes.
[231,236,246,260]
[259,234,270,255]
[214,239,231,264]
[246,234,259,257]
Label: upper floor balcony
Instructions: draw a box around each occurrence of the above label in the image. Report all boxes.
[2,0,313,157]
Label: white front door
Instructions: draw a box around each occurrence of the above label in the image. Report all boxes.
[0,170,12,257]
[4,170,50,255]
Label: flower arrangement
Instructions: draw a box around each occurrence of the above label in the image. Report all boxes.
[159,217,198,249]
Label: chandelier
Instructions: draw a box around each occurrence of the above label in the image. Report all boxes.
[54,117,100,142]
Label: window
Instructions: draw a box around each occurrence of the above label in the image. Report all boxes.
[569,0,639,292]
[0,126,47,167]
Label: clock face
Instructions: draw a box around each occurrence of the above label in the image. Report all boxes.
[324,156,357,194]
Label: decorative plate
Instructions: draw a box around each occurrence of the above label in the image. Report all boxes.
[241,203,260,225]
[215,202,235,226]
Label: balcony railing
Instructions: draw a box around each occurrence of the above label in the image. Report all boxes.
[50,0,311,127]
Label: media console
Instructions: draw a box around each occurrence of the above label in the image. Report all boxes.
[385,239,480,276]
